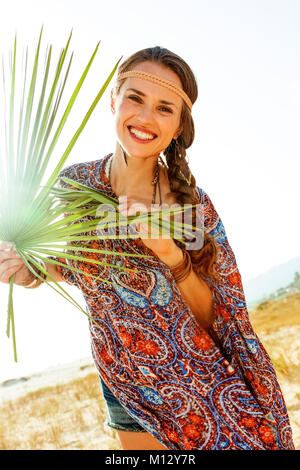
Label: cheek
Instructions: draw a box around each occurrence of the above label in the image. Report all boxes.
[113,103,127,129]
[159,117,180,139]
[114,102,134,128]
[116,99,133,116]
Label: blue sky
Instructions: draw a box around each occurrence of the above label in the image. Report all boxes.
[0,0,299,381]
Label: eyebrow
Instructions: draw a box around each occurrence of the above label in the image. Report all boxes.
[126,88,178,108]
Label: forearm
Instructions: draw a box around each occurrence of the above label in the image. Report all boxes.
[158,246,214,329]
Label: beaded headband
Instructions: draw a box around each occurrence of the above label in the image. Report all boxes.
[116,71,193,111]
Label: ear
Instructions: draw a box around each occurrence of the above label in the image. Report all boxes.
[173,126,183,140]
[110,88,116,114]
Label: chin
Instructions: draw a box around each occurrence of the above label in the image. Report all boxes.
[120,142,159,159]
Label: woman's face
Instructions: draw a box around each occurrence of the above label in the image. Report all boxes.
[111,61,183,159]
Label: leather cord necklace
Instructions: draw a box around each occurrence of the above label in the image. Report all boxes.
[150,153,192,284]
[151,157,163,206]
[121,147,192,283]
[122,146,163,206]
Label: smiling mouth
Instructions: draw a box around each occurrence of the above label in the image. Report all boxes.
[128,126,157,142]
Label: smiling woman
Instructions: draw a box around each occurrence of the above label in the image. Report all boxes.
[0,45,295,451]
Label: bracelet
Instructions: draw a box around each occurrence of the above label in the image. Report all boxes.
[24,260,47,289]
[169,249,192,283]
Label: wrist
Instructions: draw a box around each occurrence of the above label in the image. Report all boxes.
[23,260,46,288]
[157,245,184,268]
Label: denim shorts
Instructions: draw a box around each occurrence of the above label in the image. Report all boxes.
[99,375,146,432]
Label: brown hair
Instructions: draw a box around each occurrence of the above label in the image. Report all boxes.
[114,46,220,282]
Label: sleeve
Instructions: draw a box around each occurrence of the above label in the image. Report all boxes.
[46,167,81,288]
[198,186,248,327]
[197,187,293,432]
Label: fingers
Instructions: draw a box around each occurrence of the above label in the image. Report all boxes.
[117,197,172,241]
[0,251,22,260]
[0,245,22,261]
[0,259,24,283]
[0,242,24,283]
[0,241,15,251]
[118,196,150,217]
[126,204,148,217]
[0,258,24,272]
[0,242,17,252]
[0,268,19,284]
[118,195,127,213]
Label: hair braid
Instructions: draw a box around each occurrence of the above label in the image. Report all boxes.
[163,134,220,283]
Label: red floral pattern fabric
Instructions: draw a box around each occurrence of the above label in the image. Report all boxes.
[51,154,294,450]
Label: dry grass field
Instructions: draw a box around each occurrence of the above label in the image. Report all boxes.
[0,372,121,450]
[0,291,299,450]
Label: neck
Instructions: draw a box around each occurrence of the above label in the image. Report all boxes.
[110,142,159,198]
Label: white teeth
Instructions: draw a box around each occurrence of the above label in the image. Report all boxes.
[130,127,155,140]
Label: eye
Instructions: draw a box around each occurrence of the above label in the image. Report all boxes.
[128,94,142,103]
[158,106,173,114]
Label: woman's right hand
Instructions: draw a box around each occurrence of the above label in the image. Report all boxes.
[0,242,34,286]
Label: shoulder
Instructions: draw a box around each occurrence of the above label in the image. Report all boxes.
[195,185,225,239]
[195,185,217,214]
[57,154,112,191]
[195,185,213,206]
[58,155,105,182]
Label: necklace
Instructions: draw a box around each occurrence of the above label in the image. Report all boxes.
[151,158,163,206]
[120,147,163,206]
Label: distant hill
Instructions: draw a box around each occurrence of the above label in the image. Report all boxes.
[248,290,300,334]
[243,256,300,307]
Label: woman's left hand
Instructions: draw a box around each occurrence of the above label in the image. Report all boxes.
[118,196,177,257]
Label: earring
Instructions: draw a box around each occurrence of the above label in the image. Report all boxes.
[175,139,183,158]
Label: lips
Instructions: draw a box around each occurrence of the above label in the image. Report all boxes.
[127,125,158,142]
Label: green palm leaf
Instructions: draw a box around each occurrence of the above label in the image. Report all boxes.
[0,29,204,362]
[0,29,127,361]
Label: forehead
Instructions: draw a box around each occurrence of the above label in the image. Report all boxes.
[119,61,183,107]
[131,61,183,87]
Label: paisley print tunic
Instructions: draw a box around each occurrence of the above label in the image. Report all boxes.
[52,153,295,450]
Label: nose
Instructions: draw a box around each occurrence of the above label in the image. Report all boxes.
[136,104,154,124]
